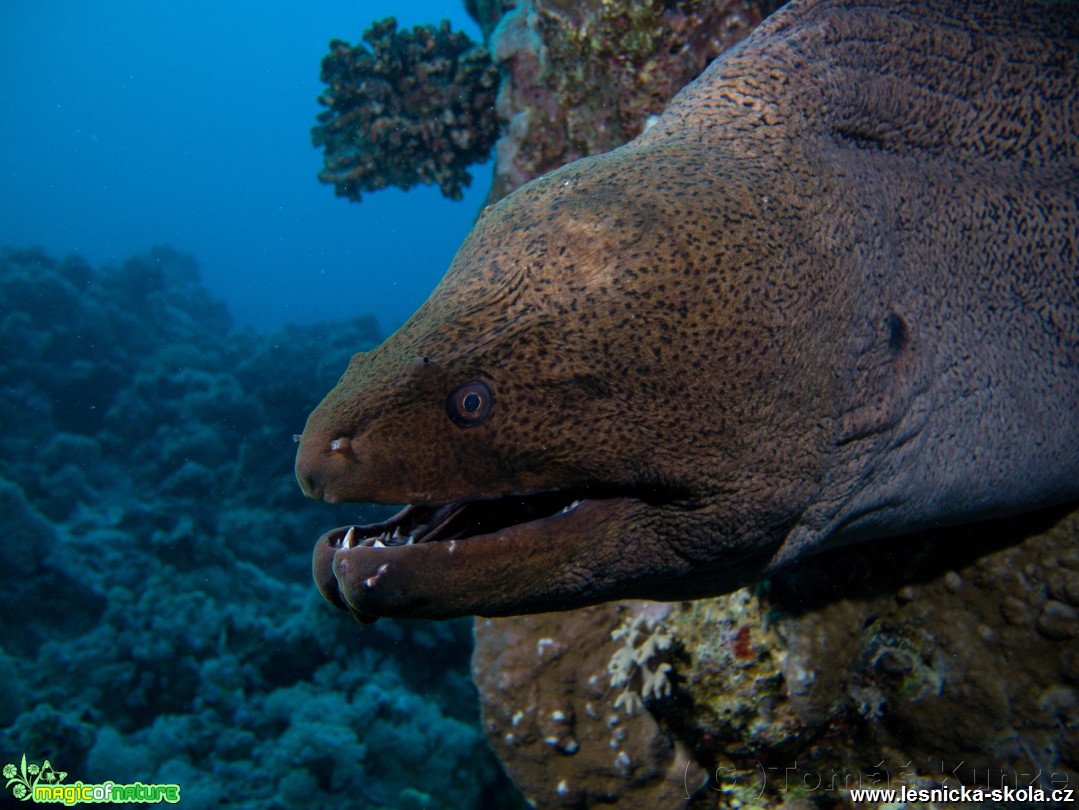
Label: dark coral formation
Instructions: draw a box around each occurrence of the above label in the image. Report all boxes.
[475,509,1079,808]
[487,0,764,201]
[0,246,523,809]
[312,18,500,201]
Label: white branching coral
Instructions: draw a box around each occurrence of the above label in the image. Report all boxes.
[608,612,674,715]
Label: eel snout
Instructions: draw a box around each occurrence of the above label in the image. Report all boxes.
[294,429,362,504]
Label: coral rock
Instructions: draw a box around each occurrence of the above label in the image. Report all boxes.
[473,604,705,808]
[487,0,763,201]
[473,507,1079,808]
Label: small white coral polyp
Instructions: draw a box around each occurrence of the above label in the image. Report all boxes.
[607,612,674,715]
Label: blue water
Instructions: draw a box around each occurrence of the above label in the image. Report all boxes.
[0,0,489,334]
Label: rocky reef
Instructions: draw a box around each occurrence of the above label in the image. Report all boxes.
[485,0,762,201]
[475,508,1079,808]
[0,246,523,809]
[312,18,500,201]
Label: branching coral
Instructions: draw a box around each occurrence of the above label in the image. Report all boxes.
[312,18,500,202]
[607,612,674,715]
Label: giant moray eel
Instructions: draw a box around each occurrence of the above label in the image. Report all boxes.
[296,0,1079,622]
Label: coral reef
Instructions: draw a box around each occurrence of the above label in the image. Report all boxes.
[486,0,764,201]
[312,1,767,205]
[475,509,1079,808]
[0,246,523,809]
[312,18,500,202]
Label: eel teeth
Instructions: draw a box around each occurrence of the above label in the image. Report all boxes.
[561,500,582,514]
[365,529,415,549]
[342,526,356,549]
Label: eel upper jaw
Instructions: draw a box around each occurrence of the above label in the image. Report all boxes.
[312,491,641,622]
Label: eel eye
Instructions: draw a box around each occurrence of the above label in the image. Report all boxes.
[447,381,492,426]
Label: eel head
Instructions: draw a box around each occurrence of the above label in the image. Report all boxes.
[295,144,825,621]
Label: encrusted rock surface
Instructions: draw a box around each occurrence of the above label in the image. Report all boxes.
[474,508,1079,808]
[473,603,706,808]
[486,0,762,201]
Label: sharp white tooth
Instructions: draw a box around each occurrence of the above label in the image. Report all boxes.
[373,537,387,548]
[569,500,581,511]
[343,527,356,549]
[406,536,415,545]
[392,527,403,540]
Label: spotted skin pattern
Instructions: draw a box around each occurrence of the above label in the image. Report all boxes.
[296,0,1078,621]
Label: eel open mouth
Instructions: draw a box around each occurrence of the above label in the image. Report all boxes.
[325,491,585,551]
[313,490,601,621]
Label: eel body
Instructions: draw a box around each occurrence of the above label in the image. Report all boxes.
[295,0,1079,621]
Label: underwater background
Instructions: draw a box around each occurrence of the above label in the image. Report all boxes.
[0,1,520,807]
[0,0,488,334]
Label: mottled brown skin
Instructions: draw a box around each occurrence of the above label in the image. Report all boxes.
[295,0,1079,621]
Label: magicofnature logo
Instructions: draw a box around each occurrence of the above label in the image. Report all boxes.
[4,755,66,800]
[3,754,180,805]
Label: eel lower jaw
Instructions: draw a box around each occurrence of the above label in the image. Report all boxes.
[311,492,631,622]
